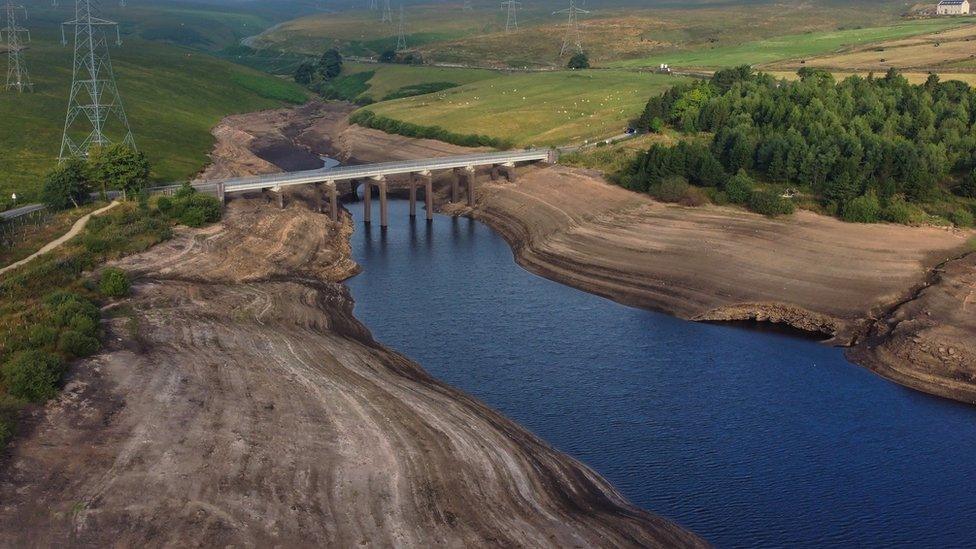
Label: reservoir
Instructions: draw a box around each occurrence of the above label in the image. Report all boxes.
[344,198,976,548]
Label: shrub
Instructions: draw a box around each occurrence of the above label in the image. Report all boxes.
[882,195,916,224]
[951,208,974,227]
[748,190,795,217]
[1,350,65,402]
[68,313,97,335]
[648,117,664,133]
[567,52,590,69]
[57,330,100,358]
[27,325,58,347]
[842,193,881,223]
[99,268,130,298]
[650,176,691,203]
[47,293,100,327]
[156,195,173,214]
[724,170,754,204]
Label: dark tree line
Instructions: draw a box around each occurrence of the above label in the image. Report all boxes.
[628,66,976,222]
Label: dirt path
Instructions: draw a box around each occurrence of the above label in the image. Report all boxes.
[0,201,119,277]
[0,190,703,547]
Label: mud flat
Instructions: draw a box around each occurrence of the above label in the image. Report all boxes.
[0,114,703,546]
[464,166,976,403]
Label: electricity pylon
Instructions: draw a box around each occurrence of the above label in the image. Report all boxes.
[395,4,406,51]
[462,0,473,11]
[554,0,588,56]
[369,0,376,10]
[501,0,519,32]
[59,0,135,160]
[381,0,392,23]
[2,0,32,92]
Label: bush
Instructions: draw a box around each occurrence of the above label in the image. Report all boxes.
[958,170,976,198]
[68,313,97,335]
[1,350,65,402]
[349,110,512,149]
[748,190,795,217]
[99,268,130,298]
[951,208,974,227]
[57,330,100,358]
[27,325,58,347]
[648,117,664,133]
[156,195,173,214]
[650,176,691,202]
[882,195,916,224]
[724,170,754,204]
[842,193,881,223]
[47,293,99,327]
[567,52,590,69]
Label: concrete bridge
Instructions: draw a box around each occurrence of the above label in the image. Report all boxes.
[178,149,556,227]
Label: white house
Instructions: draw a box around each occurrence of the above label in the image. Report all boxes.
[937,0,970,15]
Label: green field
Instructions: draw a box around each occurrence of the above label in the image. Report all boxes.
[0,31,307,202]
[364,70,686,146]
[341,62,499,99]
[609,19,969,69]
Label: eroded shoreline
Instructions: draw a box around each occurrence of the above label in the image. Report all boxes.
[203,100,975,404]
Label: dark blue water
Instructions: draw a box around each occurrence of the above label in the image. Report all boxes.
[344,199,976,548]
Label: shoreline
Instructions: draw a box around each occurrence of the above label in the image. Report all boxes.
[196,100,975,405]
[0,106,705,546]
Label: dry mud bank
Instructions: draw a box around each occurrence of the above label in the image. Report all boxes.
[0,191,703,547]
[465,166,975,403]
[0,105,703,546]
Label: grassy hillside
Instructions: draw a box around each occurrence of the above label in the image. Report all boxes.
[338,62,498,100]
[364,70,686,146]
[0,31,307,202]
[253,2,909,68]
[609,19,969,69]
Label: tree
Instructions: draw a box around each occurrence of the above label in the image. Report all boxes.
[378,49,397,63]
[88,144,151,197]
[294,61,316,85]
[318,48,343,79]
[566,52,590,70]
[41,158,91,210]
[958,169,976,198]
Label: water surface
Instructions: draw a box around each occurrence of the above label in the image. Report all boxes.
[344,199,976,548]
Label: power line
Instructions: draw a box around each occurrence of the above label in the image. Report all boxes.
[2,0,32,92]
[395,4,406,51]
[553,0,588,56]
[501,0,519,32]
[59,0,135,160]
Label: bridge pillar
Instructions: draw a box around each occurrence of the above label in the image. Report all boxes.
[216,181,226,208]
[363,180,372,223]
[275,187,285,209]
[421,171,433,221]
[489,166,500,181]
[450,168,460,203]
[372,176,389,228]
[500,162,517,183]
[409,178,417,217]
[329,183,338,222]
[464,166,476,207]
[313,182,324,214]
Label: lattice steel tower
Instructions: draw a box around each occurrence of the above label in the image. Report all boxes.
[59,0,135,160]
[554,0,588,56]
[501,0,519,32]
[395,5,407,51]
[381,0,393,23]
[2,0,32,92]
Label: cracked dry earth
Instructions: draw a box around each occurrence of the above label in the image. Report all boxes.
[0,190,704,547]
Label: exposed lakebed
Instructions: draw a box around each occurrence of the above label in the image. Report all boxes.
[345,198,976,548]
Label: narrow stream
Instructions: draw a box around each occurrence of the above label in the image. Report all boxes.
[343,198,976,548]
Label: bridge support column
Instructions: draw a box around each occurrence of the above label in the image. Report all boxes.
[465,166,476,207]
[329,184,338,222]
[372,176,389,228]
[450,169,460,203]
[409,179,417,217]
[489,166,500,181]
[276,188,285,209]
[363,180,372,223]
[216,181,226,208]
[500,162,517,183]
[313,182,324,213]
[421,171,433,221]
